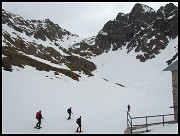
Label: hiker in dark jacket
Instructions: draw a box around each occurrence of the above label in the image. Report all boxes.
[36,110,44,128]
[67,107,73,119]
[127,104,130,112]
[76,116,82,132]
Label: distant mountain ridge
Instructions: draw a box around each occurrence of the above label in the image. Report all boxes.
[2,3,178,80]
[2,8,97,80]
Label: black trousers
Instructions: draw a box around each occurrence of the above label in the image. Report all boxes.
[36,119,41,127]
[77,124,82,131]
[68,113,71,119]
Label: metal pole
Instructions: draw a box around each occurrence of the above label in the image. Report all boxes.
[163,116,164,126]
[127,111,128,128]
[131,118,132,134]
[146,117,148,132]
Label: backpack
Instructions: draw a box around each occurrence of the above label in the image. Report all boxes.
[36,112,40,119]
[76,118,80,124]
[67,109,70,113]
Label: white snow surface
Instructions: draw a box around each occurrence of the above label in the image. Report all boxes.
[2,36,178,134]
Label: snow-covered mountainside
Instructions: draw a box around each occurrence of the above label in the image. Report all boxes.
[2,9,97,79]
[2,3,178,81]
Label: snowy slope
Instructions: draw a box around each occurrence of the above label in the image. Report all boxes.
[90,37,178,97]
[2,36,178,134]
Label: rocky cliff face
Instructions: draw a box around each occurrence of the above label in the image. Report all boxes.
[90,3,178,62]
[2,3,178,80]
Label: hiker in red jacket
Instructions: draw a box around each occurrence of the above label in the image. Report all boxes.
[35,110,44,128]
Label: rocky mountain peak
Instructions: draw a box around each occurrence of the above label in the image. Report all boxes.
[128,3,156,24]
[92,3,178,62]
[2,9,78,42]
[164,3,178,13]
[131,3,155,13]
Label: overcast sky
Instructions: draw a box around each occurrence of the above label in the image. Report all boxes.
[2,2,178,38]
